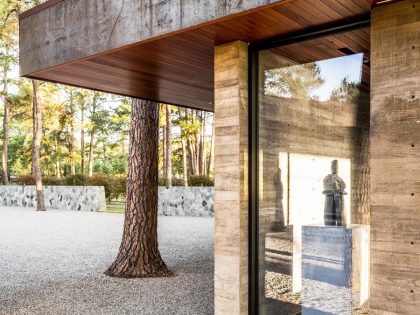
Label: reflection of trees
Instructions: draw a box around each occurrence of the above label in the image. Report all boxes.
[264,63,324,100]
[330,77,361,104]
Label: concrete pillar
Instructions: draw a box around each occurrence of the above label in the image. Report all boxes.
[214,41,249,315]
[370,1,420,314]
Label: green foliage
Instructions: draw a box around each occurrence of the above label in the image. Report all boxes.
[113,177,127,200]
[42,176,62,185]
[265,62,324,100]
[16,175,35,185]
[330,77,361,104]
[188,175,214,187]
[63,174,87,186]
[158,177,185,187]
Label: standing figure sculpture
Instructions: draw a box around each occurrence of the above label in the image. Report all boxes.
[323,160,347,226]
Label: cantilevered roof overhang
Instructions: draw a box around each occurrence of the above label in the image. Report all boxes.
[20,0,374,111]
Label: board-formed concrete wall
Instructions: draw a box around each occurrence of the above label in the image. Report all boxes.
[214,41,249,315]
[20,0,282,75]
[0,186,106,212]
[370,2,420,314]
[158,187,214,217]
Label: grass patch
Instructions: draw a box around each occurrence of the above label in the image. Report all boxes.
[107,201,125,214]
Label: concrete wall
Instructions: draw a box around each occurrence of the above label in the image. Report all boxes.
[370,1,420,314]
[214,41,249,315]
[0,186,106,212]
[158,187,214,217]
[20,0,282,75]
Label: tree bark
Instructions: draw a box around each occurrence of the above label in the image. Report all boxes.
[69,89,76,175]
[2,52,9,185]
[208,114,215,177]
[193,110,200,175]
[55,137,61,179]
[88,128,95,177]
[162,126,166,178]
[186,109,199,176]
[80,101,85,176]
[2,99,9,185]
[199,112,207,175]
[105,98,173,278]
[165,105,172,188]
[181,138,188,186]
[32,80,46,212]
[88,93,98,177]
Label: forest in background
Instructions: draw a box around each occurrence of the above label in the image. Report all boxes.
[0,1,362,190]
[0,0,214,188]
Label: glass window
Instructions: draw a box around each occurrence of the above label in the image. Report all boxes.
[257,29,371,315]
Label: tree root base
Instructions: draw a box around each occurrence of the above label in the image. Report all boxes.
[104,264,175,279]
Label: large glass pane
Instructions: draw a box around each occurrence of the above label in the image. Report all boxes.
[258,30,371,315]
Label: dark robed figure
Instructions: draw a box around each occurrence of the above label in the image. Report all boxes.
[323,160,347,226]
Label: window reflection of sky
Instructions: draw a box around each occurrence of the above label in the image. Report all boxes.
[311,53,364,101]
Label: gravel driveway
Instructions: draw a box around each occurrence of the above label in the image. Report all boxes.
[0,207,214,315]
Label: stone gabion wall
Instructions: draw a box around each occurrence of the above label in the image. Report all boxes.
[0,185,214,216]
[158,187,214,217]
[0,185,106,212]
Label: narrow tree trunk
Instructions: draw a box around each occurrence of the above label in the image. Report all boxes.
[105,98,173,278]
[2,58,9,185]
[2,101,9,185]
[165,105,172,188]
[185,109,194,175]
[199,112,207,175]
[55,137,61,179]
[208,114,215,177]
[88,128,95,177]
[56,160,61,179]
[80,103,85,176]
[69,89,76,175]
[193,111,200,175]
[162,125,166,179]
[32,80,46,212]
[181,138,188,186]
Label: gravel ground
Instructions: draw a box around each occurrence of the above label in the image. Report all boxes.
[0,207,214,315]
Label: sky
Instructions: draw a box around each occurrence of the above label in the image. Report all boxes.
[311,53,364,101]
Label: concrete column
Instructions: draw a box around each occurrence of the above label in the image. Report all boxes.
[370,1,420,314]
[214,41,249,315]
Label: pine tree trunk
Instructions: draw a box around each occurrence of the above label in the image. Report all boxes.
[80,103,85,176]
[105,98,173,278]
[2,102,9,185]
[88,128,95,177]
[181,138,188,186]
[193,111,200,175]
[32,80,46,212]
[208,115,215,177]
[165,105,172,188]
[162,126,166,179]
[199,112,207,175]
[55,137,61,179]
[2,59,9,185]
[69,89,76,175]
[56,160,61,179]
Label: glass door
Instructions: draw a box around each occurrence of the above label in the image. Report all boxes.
[253,27,371,315]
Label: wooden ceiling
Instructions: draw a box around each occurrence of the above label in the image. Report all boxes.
[270,27,371,89]
[28,0,373,111]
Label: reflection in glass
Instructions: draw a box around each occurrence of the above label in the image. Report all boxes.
[258,45,370,315]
